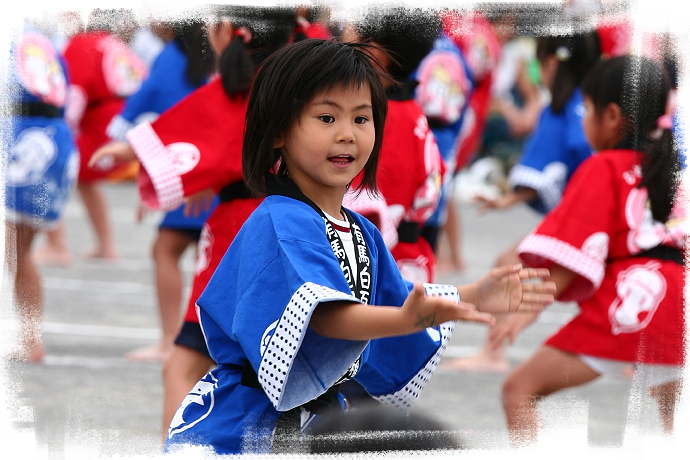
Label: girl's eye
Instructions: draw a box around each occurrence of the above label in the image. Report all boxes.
[319,115,335,123]
[354,116,368,124]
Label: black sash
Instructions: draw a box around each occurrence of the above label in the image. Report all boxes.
[11,102,61,118]
[630,245,684,265]
[397,220,420,243]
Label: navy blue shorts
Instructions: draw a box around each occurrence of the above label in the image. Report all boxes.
[174,321,212,359]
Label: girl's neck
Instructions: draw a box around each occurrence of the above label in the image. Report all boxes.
[309,192,345,219]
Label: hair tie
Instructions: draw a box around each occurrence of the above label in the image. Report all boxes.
[555,46,571,62]
[657,114,673,130]
[650,114,673,140]
[234,26,252,44]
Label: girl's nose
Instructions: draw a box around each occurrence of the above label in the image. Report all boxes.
[338,124,356,143]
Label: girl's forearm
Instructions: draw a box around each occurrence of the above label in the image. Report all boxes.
[309,301,415,341]
[455,284,477,307]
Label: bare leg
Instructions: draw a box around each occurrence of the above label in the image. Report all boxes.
[5,221,44,362]
[650,379,682,434]
[442,241,522,372]
[501,346,600,446]
[126,229,194,362]
[445,201,466,271]
[77,181,118,260]
[161,344,215,445]
[33,221,72,266]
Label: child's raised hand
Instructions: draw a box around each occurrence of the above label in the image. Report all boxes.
[184,188,215,218]
[472,264,555,314]
[402,283,495,329]
[88,142,138,170]
[488,311,540,348]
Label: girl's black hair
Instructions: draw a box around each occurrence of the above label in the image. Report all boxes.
[536,31,601,113]
[212,5,295,97]
[356,7,441,81]
[581,55,679,223]
[243,39,390,197]
[171,19,215,87]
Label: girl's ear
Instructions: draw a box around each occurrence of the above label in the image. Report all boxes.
[273,135,284,149]
[603,102,624,133]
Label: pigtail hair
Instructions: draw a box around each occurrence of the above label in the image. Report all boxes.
[220,35,255,97]
[538,32,600,113]
[639,128,679,223]
[173,19,216,87]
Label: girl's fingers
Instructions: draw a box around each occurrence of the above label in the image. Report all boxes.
[457,309,494,325]
[518,267,551,280]
[490,264,523,278]
[514,302,548,312]
[521,282,557,294]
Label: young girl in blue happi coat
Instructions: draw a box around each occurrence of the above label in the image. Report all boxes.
[164,38,556,455]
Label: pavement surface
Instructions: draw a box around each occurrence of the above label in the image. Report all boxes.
[1,180,685,458]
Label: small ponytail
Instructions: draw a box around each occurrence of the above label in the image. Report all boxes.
[212,6,295,98]
[219,34,254,97]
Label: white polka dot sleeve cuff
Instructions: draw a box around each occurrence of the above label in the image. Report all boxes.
[258,282,366,412]
[106,114,134,142]
[372,283,457,409]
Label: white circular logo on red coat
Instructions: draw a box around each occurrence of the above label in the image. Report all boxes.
[167,143,201,175]
[14,32,67,106]
[101,35,146,97]
[608,262,666,335]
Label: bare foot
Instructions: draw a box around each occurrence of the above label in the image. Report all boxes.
[441,354,511,373]
[33,246,73,267]
[125,342,173,362]
[84,248,119,261]
[5,342,45,363]
[436,259,467,275]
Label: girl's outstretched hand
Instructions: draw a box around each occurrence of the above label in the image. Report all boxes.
[402,283,495,329]
[488,312,540,349]
[88,142,137,170]
[184,188,215,217]
[472,264,555,314]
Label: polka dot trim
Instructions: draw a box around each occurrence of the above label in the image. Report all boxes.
[258,282,358,410]
[105,114,133,142]
[126,122,185,210]
[517,233,604,290]
[509,163,564,212]
[372,283,457,409]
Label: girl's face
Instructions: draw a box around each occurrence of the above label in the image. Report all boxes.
[582,96,623,151]
[275,83,376,203]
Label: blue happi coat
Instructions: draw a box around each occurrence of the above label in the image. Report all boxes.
[508,89,593,214]
[165,176,458,454]
[4,25,78,229]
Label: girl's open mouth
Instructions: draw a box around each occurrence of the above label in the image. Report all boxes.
[329,155,355,165]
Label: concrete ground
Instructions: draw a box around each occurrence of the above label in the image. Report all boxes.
[1,181,684,458]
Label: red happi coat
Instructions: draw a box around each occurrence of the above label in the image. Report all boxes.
[126,78,260,323]
[63,31,146,181]
[517,150,686,365]
[377,99,444,283]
